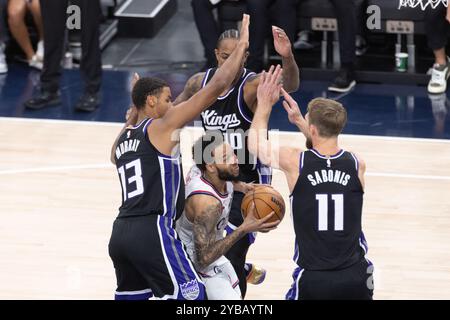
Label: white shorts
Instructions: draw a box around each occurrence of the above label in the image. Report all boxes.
[200,258,241,300]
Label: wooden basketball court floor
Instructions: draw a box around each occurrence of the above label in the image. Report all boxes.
[1,117,449,300]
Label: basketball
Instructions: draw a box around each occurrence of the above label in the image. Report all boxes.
[241,185,286,223]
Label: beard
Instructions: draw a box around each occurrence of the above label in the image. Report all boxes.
[306,137,313,150]
[217,167,240,182]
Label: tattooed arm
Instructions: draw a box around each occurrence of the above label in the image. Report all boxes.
[188,194,279,271]
[173,72,205,106]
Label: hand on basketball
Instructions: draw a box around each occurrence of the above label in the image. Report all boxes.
[242,202,280,234]
[257,65,283,109]
[233,181,255,194]
[239,14,250,50]
[273,26,292,58]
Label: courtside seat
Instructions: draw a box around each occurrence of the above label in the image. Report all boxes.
[368,0,426,70]
[368,0,425,34]
[297,0,337,31]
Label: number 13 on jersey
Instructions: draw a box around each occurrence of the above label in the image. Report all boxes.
[118,159,144,201]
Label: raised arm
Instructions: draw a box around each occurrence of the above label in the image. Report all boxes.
[244,26,300,111]
[173,72,205,106]
[272,26,300,92]
[110,106,138,164]
[248,65,283,168]
[110,73,140,164]
[190,195,278,270]
[248,65,302,191]
[281,88,310,140]
[158,14,250,131]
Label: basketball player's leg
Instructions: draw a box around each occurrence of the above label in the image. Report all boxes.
[202,261,241,300]
[288,259,374,300]
[224,191,251,297]
[108,218,153,300]
[140,215,206,300]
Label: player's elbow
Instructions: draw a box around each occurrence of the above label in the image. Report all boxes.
[284,78,300,93]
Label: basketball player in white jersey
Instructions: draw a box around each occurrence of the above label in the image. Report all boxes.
[173,24,300,299]
[176,132,280,299]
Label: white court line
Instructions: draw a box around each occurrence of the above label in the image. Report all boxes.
[1,163,450,181]
[366,172,450,181]
[0,164,113,175]
[1,117,450,144]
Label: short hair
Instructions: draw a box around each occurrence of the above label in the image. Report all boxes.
[131,77,168,109]
[192,131,224,171]
[307,98,347,137]
[217,29,239,48]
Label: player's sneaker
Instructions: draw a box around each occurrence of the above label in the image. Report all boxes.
[328,66,356,93]
[245,263,266,285]
[428,58,450,94]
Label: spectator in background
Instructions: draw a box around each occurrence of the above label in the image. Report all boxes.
[8,0,44,70]
[191,0,223,71]
[425,3,450,94]
[327,0,357,93]
[24,0,102,112]
[0,0,8,73]
[192,0,298,73]
[246,0,298,72]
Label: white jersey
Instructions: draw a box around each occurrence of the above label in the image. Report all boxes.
[176,165,234,271]
[176,165,240,299]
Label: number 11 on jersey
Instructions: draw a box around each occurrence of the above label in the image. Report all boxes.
[315,194,344,231]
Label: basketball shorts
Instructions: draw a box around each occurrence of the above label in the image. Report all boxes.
[199,257,241,300]
[285,258,374,300]
[225,191,256,244]
[108,214,206,300]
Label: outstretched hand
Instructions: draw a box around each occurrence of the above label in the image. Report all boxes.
[273,26,292,58]
[131,73,140,91]
[256,65,283,110]
[281,88,304,126]
[239,14,250,50]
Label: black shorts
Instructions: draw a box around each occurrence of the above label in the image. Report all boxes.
[225,191,256,244]
[108,214,206,300]
[286,258,374,300]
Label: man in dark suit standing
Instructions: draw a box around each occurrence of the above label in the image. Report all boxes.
[25,0,102,112]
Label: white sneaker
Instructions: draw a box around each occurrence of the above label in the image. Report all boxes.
[428,58,450,94]
[36,40,44,61]
[29,54,43,70]
[0,43,7,74]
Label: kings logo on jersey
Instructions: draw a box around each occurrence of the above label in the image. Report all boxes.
[201,110,241,130]
[180,279,201,300]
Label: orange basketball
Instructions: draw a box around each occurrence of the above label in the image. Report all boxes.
[241,185,285,223]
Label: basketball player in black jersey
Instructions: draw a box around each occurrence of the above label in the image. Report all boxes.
[249,65,374,300]
[107,15,250,300]
[173,26,300,297]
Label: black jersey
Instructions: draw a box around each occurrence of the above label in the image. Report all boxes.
[114,118,184,220]
[290,149,367,271]
[200,68,271,184]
